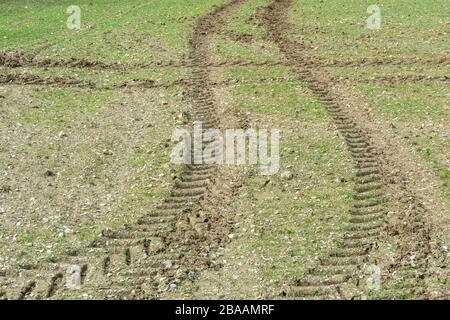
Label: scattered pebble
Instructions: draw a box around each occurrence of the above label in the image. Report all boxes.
[188,270,199,280]
[281,171,293,180]
[161,260,173,270]
[58,131,67,139]
[169,283,178,291]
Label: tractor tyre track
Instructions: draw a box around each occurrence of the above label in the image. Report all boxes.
[2,51,447,70]
[0,51,285,70]
[0,0,246,300]
[0,72,303,91]
[262,0,440,300]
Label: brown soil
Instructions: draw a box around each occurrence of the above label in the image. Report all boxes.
[3,49,447,71]
[0,51,286,70]
[0,72,301,91]
[331,74,449,85]
[227,32,255,44]
[324,56,450,68]
[0,73,97,88]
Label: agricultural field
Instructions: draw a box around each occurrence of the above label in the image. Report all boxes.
[0,0,448,300]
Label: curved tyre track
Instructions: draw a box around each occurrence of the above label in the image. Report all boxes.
[0,0,245,300]
[262,0,433,299]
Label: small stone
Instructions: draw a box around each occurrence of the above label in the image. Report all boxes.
[169,283,178,291]
[58,131,67,138]
[161,260,173,270]
[188,271,199,280]
[281,171,293,180]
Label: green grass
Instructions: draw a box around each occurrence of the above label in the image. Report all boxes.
[356,83,448,121]
[288,0,449,205]
[1,0,448,299]
[19,88,113,127]
[0,0,227,63]
[213,37,281,63]
[331,64,449,80]
[288,0,449,62]
[355,82,449,190]
[225,0,271,41]
[232,80,328,119]
[204,61,354,292]
[224,65,297,81]
[0,85,183,265]
[0,0,221,269]
[285,1,448,299]
[410,135,450,192]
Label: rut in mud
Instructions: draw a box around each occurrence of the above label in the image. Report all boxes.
[261,0,440,299]
[2,50,447,71]
[0,51,285,70]
[0,72,301,91]
[0,0,246,300]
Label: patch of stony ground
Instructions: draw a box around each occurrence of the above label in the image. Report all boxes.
[0,84,182,272]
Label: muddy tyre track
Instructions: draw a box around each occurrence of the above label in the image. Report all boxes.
[0,72,301,91]
[3,50,447,71]
[0,51,285,70]
[0,0,246,300]
[262,0,437,299]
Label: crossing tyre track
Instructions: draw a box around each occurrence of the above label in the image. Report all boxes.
[261,0,436,299]
[0,0,246,300]
[1,0,445,300]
